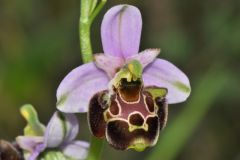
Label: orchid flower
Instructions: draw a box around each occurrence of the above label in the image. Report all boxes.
[16,105,89,160]
[56,5,191,151]
[57,5,190,113]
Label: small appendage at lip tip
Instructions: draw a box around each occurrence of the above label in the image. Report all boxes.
[127,139,148,152]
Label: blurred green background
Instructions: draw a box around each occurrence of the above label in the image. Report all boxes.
[0,0,240,160]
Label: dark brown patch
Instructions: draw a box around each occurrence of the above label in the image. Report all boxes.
[0,140,23,160]
[118,78,142,102]
[106,117,159,150]
[129,113,144,126]
[106,120,131,150]
[88,90,108,138]
[155,97,168,130]
[145,116,160,143]
[109,100,119,115]
[144,92,155,112]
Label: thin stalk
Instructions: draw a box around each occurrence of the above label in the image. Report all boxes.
[79,0,106,63]
[79,0,93,63]
[86,136,104,160]
[89,0,107,25]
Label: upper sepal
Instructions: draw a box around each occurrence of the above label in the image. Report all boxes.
[101,5,142,58]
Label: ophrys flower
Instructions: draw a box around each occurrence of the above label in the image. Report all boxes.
[16,104,89,160]
[56,4,191,151]
[56,5,190,113]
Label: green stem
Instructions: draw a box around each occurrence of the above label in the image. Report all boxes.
[79,0,106,63]
[79,0,93,63]
[86,136,104,160]
[89,0,107,25]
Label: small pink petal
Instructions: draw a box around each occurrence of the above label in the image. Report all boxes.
[56,62,109,113]
[127,49,160,68]
[101,5,142,59]
[94,53,124,78]
[143,59,191,104]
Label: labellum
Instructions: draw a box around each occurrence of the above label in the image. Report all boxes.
[88,60,168,151]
